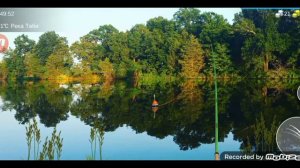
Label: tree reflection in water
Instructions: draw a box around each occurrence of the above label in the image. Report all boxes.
[0,79,299,158]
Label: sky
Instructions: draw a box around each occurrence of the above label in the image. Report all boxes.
[0,8,241,60]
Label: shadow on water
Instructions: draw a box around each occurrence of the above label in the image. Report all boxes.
[0,79,299,159]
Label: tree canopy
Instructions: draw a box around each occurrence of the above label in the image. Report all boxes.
[1,8,299,83]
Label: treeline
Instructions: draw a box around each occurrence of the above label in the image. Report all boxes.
[0,9,299,83]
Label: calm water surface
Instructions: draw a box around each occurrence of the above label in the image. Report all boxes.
[0,80,299,160]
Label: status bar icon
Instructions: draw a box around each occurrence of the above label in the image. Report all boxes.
[292,10,300,18]
[275,9,300,18]
[275,10,283,18]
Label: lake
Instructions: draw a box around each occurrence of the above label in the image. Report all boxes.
[0,79,299,160]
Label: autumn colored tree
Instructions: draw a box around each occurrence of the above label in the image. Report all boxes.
[24,52,44,79]
[0,61,8,80]
[179,35,205,79]
[99,58,115,82]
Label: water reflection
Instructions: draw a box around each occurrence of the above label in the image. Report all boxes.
[152,106,159,119]
[0,79,299,159]
[25,118,63,160]
[87,120,105,160]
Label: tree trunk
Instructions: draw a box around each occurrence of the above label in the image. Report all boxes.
[263,54,269,72]
[133,71,139,87]
[262,86,268,104]
[262,86,267,97]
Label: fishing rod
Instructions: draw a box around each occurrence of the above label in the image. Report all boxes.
[211,43,219,160]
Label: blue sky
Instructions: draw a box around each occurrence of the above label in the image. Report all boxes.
[58,8,241,43]
[0,8,241,60]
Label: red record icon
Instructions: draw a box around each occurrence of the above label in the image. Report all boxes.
[0,34,9,53]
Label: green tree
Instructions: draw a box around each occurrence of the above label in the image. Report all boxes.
[45,40,73,79]
[35,31,67,65]
[236,10,290,76]
[96,25,119,44]
[128,24,150,62]
[231,13,257,69]
[4,51,24,80]
[144,18,169,74]
[205,43,235,77]
[147,17,184,75]
[92,25,119,61]
[277,12,300,75]
[197,12,235,76]
[14,34,36,57]
[173,8,201,36]
[105,31,130,64]
[99,58,115,82]
[4,35,36,80]
[0,60,8,79]
[71,25,121,74]
[127,24,151,77]
[24,52,44,79]
[70,38,104,73]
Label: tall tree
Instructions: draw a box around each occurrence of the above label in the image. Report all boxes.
[105,31,130,64]
[24,52,43,78]
[237,10,290,76]
[3,35,35,80]
[35,31,67,65]
[45,40,73,78]
[277,12,300,71]
[173,8,202,36]
[198,12,235,76]
[147,17,184,75]
[95,25,119,60]
[127,24,152,76]
[179,35,205,78]
[206,43,235,77]
[14,34,35,57]
[70,37,104,73]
